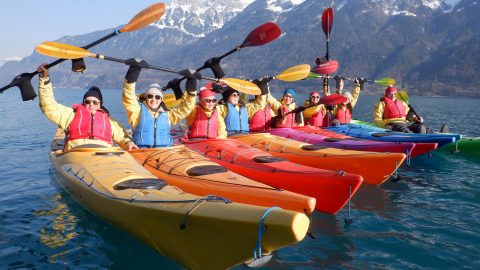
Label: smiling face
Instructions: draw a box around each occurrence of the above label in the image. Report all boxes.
[228,91,240,106]
[201,97,217,111]
[145,91,162,110]
[283,94,294,105]
[83,97,101,113]
[310,94,320,104]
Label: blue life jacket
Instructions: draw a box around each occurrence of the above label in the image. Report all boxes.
[224,102,249,135]
[133,104,172,148]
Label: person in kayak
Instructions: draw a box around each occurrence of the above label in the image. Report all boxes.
[217,83,267,136]
[267,87,304,128]
[302,91,327,127]
[122,59,200,148]
[184,84,226,139]
[37,64,138,151]
[330,77,365,125]
[373,86,427,133]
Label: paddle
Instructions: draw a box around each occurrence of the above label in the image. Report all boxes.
[307,73,396,86]
[322,8,334,60]
[0,2,166,101]
[35,41,261,95]
[395,90,421,118]
[285,94,347,115]
[263,64,311,82]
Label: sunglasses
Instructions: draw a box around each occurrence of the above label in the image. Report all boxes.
[84,99,100,105]
[147,94,162,100]
[202,98,217,104]
[311,96,320,99]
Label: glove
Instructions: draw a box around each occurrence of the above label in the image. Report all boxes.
[354,77,366,90]
[252,76,272,95]
[165,78,183,100]
[125,58,149,83]
[203,57,225,79]
[211,82,226,93]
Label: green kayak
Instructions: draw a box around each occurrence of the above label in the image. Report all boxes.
[437,137,480,158]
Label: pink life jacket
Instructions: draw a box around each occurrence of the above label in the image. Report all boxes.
[249,105,272,132]
[68,104,112,144]
[383,97,407,119]
[306,109,325,127]
[275,105,295,128]
[189,106,219,139]
[336,106,352,124]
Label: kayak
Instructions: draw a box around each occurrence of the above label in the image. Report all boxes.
[270,127,416,159]
[50,130,309,270]
[293,126,438,158]
[230,133,406,185]
[129,146,316,214]
[325,124,456,147]
[183,138,363,214]
[437,137,480,158]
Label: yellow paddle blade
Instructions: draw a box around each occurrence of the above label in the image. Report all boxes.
[275,64,311,82]
[375,77,396,86]
[163,93,182,108]
[396,90,409,103]
[219,78,261,95]
[120,2,166,32]
[36,41,94,59]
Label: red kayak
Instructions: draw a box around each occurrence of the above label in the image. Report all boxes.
[293,126,438,158]
[184,138,363,215]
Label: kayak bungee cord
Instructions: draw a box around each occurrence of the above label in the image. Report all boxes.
[179,194,232,230]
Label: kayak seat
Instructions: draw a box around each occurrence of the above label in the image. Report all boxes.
[187,165,228,176]
[113,178,167,190]
[323,138,343,142]
[253,156,286,163]
[301,145,328,151]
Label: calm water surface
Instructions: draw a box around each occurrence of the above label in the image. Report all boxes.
[1,88,479,269]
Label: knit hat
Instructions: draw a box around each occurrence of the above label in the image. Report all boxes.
[283,88,296,98]
[145,83,163,98]
[222,87,239,101]
[343,91,353,103]
[310,91,320,97]
[199,88,215,101]
[83,86,103,103]
[385,86,397,95]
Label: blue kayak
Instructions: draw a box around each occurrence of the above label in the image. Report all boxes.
[325,123,458,147]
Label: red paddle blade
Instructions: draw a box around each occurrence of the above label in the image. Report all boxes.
[312,60,339,75]
[322,7,334,40]
[241,22,282,47]
[320,94,347,106]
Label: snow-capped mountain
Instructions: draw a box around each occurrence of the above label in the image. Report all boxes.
[0,57,21,68]
[0,0,477,97]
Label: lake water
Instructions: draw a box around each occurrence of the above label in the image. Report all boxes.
[0,87,479,269]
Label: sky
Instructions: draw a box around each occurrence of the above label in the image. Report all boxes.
[0,0,169,59]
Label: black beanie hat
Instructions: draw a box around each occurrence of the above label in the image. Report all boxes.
[221,87,239,101]
[83,86,103,103]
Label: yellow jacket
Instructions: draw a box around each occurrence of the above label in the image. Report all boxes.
[122,81,196,129]
[38,77,132,150]
[185,105,227,139]
[373,98,410,128]
[266,94,303,126]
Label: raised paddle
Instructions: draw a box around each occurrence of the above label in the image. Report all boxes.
[262,64,311,82]
[35,41,261,95]
[307,73,396,86]
[284,94,347,116]
[0,2,166,101]
[322,7,334,61]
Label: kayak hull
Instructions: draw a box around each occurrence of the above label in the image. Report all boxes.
[129,146,316,214]
[50,130,309,270]
[232,133,406,185]
[184,138,363,214]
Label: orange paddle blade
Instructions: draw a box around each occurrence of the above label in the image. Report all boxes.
[120,2,166,32]
[36,41,95,59]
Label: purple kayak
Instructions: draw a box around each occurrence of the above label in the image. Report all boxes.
[270,128,415,160]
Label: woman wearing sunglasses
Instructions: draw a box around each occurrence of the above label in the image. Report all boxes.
[302,91,328,127]
[267,87,304,128]
[36,64,137,151]
[122,61,198,148]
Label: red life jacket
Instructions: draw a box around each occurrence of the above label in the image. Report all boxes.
[322,111,336,127]
[336,106,352,124]
[383,97,407,119]
[306,108,325,127]
[249,105,272,132]
[275,105,295,128]
[68,104,112,144]
[189,106,219,139]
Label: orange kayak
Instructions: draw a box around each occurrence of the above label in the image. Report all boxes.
[231,133,406,185]
[129,145,316,214]
[183,139,363,214]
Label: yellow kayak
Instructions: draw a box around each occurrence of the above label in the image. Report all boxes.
[49,130,309,269]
